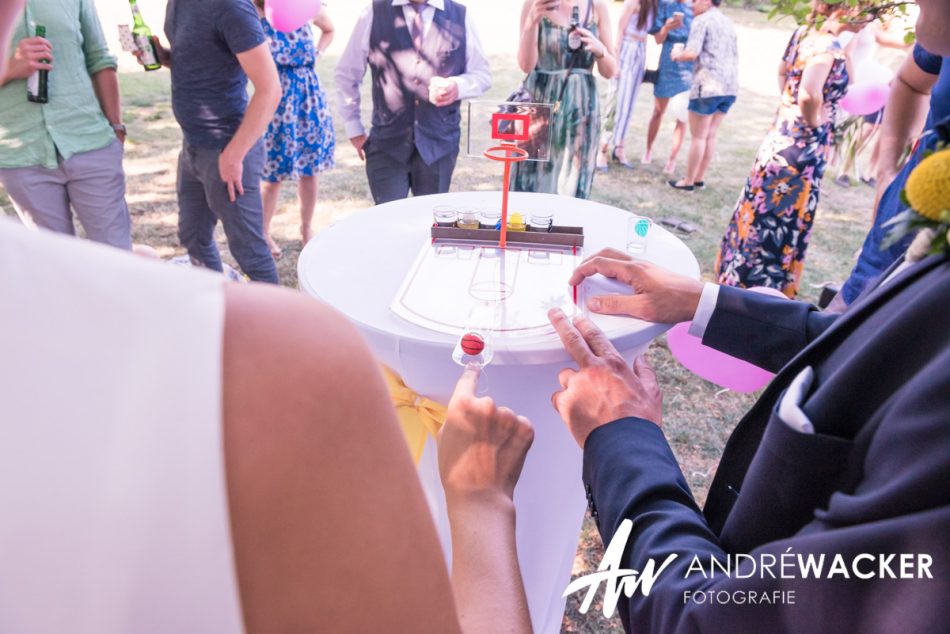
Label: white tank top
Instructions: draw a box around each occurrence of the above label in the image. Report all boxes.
[0,219,244,633]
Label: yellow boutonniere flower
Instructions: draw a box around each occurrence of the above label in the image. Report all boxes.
[905,148,950,223]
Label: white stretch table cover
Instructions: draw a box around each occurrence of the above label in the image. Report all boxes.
[299,192,699,633]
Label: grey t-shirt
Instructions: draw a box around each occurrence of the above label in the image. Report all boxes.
[685,8,738,99]
[164,0,265,148]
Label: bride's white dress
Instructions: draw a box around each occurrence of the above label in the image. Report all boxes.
[0,218,244,633]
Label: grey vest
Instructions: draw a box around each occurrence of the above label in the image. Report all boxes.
[368,0,467,164]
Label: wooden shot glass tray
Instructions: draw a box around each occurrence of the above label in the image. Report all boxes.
[430,225,584,248]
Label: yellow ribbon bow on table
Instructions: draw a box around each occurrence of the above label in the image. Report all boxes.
[381,366,448,464]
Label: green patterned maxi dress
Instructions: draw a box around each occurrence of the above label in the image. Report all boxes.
[512,17,600,199]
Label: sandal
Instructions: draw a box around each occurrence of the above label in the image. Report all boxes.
[658,217,698,234]
[612,148,635,169]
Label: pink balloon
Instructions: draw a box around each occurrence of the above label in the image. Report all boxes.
[840,80,891,116]
[265,0,322,33]
[667,286,786,393]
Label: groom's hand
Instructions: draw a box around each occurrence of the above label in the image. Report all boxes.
[569,248,704,324]
[549,309,662,448]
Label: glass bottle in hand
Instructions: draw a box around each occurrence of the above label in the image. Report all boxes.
[567,6,582,51]
[26,25,48,104]
[129,0,161,71]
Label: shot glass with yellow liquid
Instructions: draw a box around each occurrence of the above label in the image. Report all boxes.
[507,212,527,232]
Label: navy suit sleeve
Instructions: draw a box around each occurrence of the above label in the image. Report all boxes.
[582,410,949,633]
[701,286,838,372]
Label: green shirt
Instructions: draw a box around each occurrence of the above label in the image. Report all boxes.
[0,0,118,169]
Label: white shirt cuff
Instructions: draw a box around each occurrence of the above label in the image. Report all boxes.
[687,282,720,339]
[344,119,366,140]
[452,75,477,102]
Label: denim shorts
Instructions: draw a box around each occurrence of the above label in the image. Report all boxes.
[688,95,736,115]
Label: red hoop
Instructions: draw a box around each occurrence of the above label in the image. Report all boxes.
[484,144,529,163]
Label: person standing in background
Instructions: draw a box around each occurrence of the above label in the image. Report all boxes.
[668,0,737,191]
[254,0,335,260]
[146,0,282,284]
[597,0,656,170]
[716,2,858,297]
[642,0,691,170]
[0,0,131,250]
[833,44,947,308]
[513,0,617,199]
[335,0,491,204]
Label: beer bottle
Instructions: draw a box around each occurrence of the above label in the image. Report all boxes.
[26,25,49,104]
[129,0,161,71]
[567,6,582,51]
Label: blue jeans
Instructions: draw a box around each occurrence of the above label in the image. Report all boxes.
[176,140,278,284]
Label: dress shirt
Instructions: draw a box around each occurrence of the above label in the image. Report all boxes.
[687,282,720,338]
[0,0,117,169]
[335,0,491,139]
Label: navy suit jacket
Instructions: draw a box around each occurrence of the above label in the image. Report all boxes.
[583,253,949,633]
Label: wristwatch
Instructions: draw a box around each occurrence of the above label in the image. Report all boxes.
[111,123,127,135]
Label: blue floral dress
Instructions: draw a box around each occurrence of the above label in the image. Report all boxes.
[261,19,335,182]
[649,0,693,99]
[716,28,849,298]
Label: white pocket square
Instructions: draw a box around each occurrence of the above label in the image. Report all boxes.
[778,366,816,434]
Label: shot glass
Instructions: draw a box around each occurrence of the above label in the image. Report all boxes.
[626,216,652,254]
[507,212,527,232]
[528,210,554,232]
[478,208,502,229]
[433,205,458,227]
[457,208,480,230]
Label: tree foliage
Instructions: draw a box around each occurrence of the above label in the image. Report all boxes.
[767,0,915,33]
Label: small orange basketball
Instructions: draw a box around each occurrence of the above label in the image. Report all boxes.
[460,333,485,356]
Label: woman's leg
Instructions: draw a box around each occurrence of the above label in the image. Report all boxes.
[261,180,282,258]
[665,119,687,173]
[298,175,318,245]
[643,97,670,163]
[694,111,727,184]
[676,111,713,186]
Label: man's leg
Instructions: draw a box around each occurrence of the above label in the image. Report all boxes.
[194,142,279,284]
[365,137,411,204]
[177,143,224,272]
[409,148,458,196]
[0,163,73,236]
[695,111,727,184]
[679,111,713,186]
[62,139,132,250]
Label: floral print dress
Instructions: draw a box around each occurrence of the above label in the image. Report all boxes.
[716,27,849,297]
[261,19,335,182]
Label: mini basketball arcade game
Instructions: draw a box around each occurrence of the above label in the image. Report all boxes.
[390,101,586,365]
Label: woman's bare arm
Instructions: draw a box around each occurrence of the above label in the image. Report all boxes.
[312,9,334,54]
[798,52,834,128]
[223,284,461,633]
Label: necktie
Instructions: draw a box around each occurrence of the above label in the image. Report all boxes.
[410,2,427,50]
